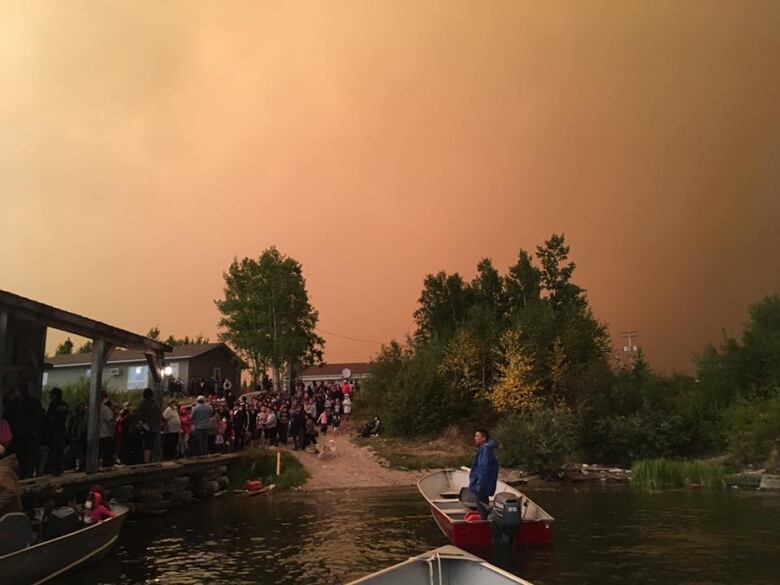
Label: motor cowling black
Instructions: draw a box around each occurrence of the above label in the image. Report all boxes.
[492,492,521,531]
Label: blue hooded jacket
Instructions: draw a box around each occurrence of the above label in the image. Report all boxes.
[468,440,498,497]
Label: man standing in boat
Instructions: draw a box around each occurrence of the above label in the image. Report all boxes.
[468,428,498,519]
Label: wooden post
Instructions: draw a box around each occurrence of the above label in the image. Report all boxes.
[145,350,165,463]
[86,340,114,474]
[276,451,281,476]
[0,311,8,419]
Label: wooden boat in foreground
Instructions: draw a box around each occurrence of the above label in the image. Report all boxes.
[346,545,534,585]
[417,468,553,548]
[0,503,128,585]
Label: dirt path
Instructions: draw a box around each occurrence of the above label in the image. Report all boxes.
[283,426,423,491]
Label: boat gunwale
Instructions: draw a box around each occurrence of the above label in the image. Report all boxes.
[417,468,555,525]
[344,545,535,585]
[416,469,489,526]
[0,502,129,562]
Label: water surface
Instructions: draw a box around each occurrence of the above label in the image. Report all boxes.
[55,485,780,584]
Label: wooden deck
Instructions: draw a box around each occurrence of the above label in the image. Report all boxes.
[19,453,242,498]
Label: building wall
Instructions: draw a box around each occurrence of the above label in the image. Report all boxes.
[185,345,241,390]
[45,358,189,394]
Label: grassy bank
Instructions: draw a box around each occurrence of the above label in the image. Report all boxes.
[354,427,473,471]
[229,448,310,490]
[631,458,727,489]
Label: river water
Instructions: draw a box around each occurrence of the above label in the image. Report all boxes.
[56,485,780,585]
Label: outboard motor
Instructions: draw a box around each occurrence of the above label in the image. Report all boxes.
[492,492,521,543]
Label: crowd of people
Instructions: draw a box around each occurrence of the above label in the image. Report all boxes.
[0,377,361,479]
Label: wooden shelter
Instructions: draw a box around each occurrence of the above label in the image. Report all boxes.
[0,289,171,474]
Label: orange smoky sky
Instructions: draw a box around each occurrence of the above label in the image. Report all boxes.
[1,1,778,372]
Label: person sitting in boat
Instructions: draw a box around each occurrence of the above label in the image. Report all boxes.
[39,485,80,541]
[468,428,498,519]
[84,486,114,524]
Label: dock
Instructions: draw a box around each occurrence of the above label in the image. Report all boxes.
[19,454,243,514]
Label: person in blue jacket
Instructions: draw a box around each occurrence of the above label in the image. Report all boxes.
[468,428,498,518]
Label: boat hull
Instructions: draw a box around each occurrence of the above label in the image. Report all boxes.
[418,469,554,548]
[430,506,553,547]
[0,504,127,585]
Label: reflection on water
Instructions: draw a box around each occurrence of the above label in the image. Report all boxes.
[55,485,780,585]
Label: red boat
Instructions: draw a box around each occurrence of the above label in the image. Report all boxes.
[417,468,554,548]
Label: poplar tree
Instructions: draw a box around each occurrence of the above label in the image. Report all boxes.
[215,247,324,390]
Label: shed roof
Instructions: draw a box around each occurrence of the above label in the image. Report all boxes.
[47,343,225,368]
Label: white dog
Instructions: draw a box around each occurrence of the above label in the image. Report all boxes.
[316,439,339,459]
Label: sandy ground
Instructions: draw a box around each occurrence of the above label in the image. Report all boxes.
[283,426,424,491]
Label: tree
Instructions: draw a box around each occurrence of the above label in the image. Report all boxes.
[55,338,74,355]
[413,272,471,342]
[439,329,483,399]
[146,326,161,340]
[77,340,93,354]
[489,329,541,412]
[215,248,324,390]
[466,259,507,388]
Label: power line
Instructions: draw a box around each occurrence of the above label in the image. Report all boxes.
[315,327,385,345]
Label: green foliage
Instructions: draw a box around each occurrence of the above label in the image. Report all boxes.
[43,377,139,409]
[495,405,577,476]
[55,338,74,355]
[722,395,780,463]
[631,458,726,489]
[364,237,780,474]
[413,272,471,342]
[164,333,210,346]
[215,248,324,387]
[365,234,610,439]
[77,340,93,354]
[695,294,780,406]
[229,448,310,490]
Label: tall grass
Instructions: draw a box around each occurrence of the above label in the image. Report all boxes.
[631,458,726,489]
[43,377,144,409]
[229,448,310,490]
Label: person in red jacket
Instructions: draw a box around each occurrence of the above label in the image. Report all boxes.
[85,486,114,524]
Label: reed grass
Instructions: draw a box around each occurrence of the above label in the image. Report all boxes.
[230,448,310,490]
[631,458,726,489]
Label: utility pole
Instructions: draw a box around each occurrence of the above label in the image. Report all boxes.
[620,330,639,354]
[619,330,640,368]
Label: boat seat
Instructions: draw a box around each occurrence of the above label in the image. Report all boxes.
[0,512,33,555]
[439,491,460,499]
[442,507,470,515]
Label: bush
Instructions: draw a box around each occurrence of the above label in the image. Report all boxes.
[229,448,310,490]
[723,396,780,463]
[357,340,478,436]
[580,409,696,468]
[495,404,576,476]
[631,458,726,489]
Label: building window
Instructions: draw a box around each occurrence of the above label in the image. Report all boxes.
[42,372,48,387]
[128,365,149,390]
[166,362,180,379]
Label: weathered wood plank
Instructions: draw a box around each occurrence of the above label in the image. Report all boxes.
[0,289,171,353]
